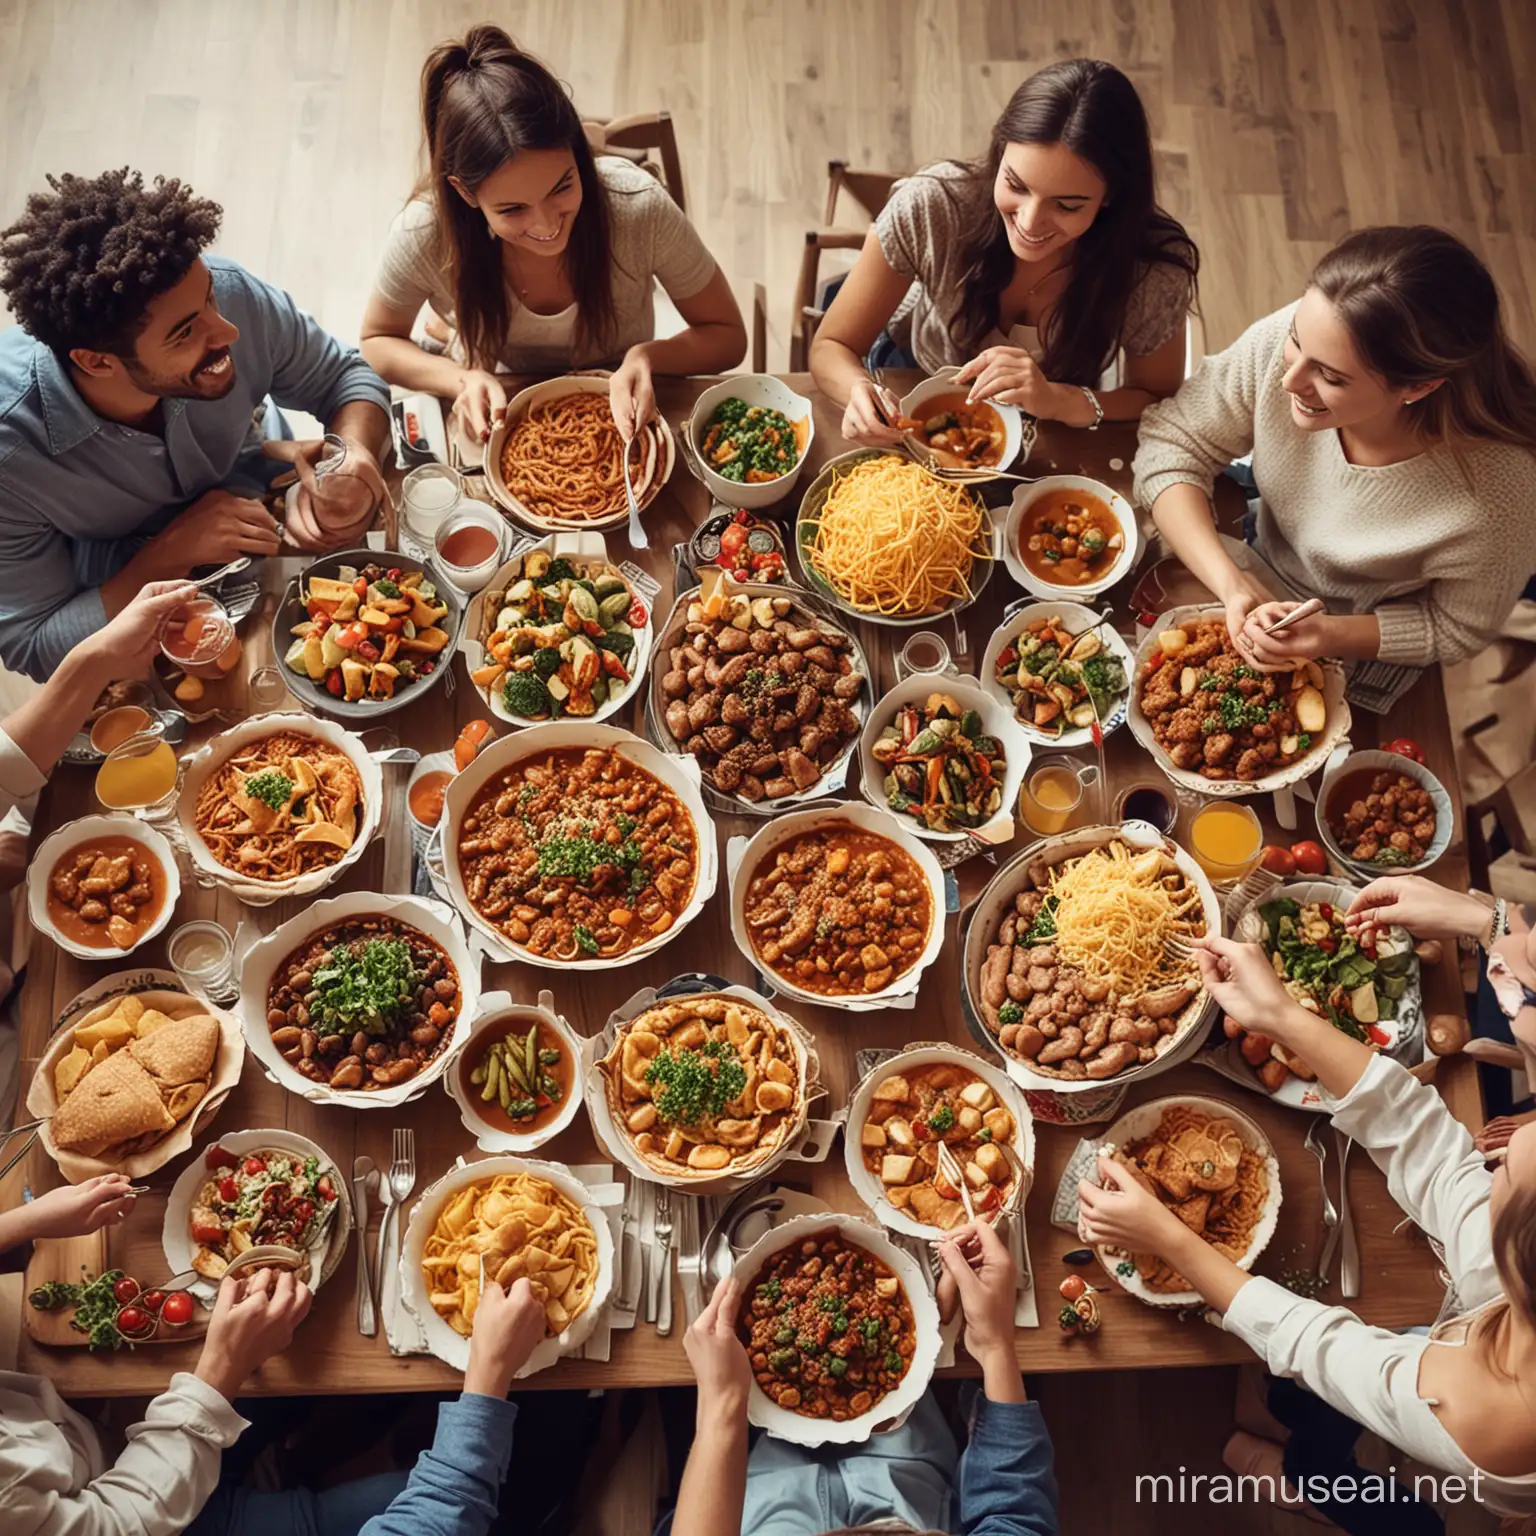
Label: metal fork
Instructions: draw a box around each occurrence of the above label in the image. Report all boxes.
[1333,1130,1360,1299]
[377,1129,416,1335]
[653,1187,674,1336]
[935,1141,976,1224]
[1304,1119,1339,1280]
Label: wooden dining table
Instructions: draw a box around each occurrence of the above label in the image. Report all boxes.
[12,371,1482,1397]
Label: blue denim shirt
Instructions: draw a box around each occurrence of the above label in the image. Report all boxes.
[0,254,389,679]
[359,1392,519,1536]
[740,1390,1059,1535]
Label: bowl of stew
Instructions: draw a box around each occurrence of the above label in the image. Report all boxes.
[730,802,946,1011]
[733,1214,941,1445]
[897,370,1027,476]
[1003,475,1140,600]
[445,990,584,1153]
[1317,747,1453,877]
[443,721,718,969]
[28,815,181,961]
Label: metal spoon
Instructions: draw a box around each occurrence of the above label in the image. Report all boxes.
[368,747,421,766]
[623,431,649,551]
[1305,1118,1339,1280]
[192,557,253,589]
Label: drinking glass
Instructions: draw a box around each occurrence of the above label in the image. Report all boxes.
[1019,756,1098,837]
[95,729,179,821]
[168,921,239,1005]
[1189,800,1264,884]
[402,463,464,545]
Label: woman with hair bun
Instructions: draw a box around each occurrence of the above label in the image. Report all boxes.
[1134,226,1536,678]
[361,25,745,442]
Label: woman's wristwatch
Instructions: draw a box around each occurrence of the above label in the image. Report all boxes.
[1078,386,1104,431]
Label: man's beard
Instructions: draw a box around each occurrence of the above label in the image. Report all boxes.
[122,344,238,401]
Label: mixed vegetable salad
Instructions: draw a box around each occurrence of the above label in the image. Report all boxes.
[871,692,1005,834]
[698,397,802,483]
[994,615,1127,737]
[189,1144,339,1281]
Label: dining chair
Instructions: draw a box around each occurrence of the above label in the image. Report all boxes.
[583,112,686,211]
[823,160,899,225]
[789,228,867,372]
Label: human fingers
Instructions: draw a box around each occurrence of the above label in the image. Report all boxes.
[608,371,636,442]
[937,1236,983,1302]
[970,1216,1011,1265]
[952,353,988,386]
[458,379,493,442]
[483,374,508,429]
[965,359,1014,404]
[695,1274,728,1331]
[259,437,320,466]
[630,369,657,435]
[712,1276,744,1332]
[241,1266,276,1303]
[1094,1155,1141,1196]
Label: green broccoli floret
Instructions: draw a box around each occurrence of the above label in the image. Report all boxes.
[997,1001,1023,1026]
[503,673,552,717]
[531,647,564,680]
[596,630,634,663]
[545,558,578,583]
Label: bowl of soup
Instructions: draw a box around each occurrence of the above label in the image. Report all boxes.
[445,992,584,1153]
[1003,475,1140,599]
[898,371,1027,475]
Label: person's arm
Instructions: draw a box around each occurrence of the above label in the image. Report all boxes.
[673,1277,751,1536]
[0,503,119,682]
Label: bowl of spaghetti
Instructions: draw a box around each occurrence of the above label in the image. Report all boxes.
[1086,1095,1281,1308]
[484,375,676,533]
[176,715,382,905]
[795,450,996,626]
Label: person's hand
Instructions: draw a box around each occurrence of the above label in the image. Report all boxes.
[1078,1155,1189,1255]
[1218,575,1281,664]
[159,489,282,568]
[449,369,509,445]
[0,828,28,897]
[953,347,1063,418]
[1239,601,1333,668]
[1194,934,1308,1039]
[263,438,385,552]
[840,376,906,448]
[14,1175,138,1241]
[1345,876,1491,945]
[463,1274,547,1399]
[195,1266,312,1400]
[77,579,200,679]
[609,347,658,443]
[1475,1111,1536,1157]
[937,1220,1018,1373]
[684,1275,752,1420]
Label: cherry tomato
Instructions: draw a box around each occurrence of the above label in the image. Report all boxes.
[139,1289,166,1313]
[1059,1274,1088,1302]
[421,661,435,675]
[316,1175,336,1203]
[1259,846,1297,877]
[1319,903,1334,923]
[719,523,749,559]
[627,599,648,628]
[1318,936,1336,954]
[218,1177,239,1204]
[1384,737,1424,765]
[386,567,403,581]
[116,1306,153,1338]
[205,1146,237,1171]
[356,639,380,663]
[112,1277,140,1306]
[732,508,751,525]
[732,567,751,582]
[325,669,345,698]
[291,1199,315,1228]
[1290,840,1327,876]
[243,1156,266,1176]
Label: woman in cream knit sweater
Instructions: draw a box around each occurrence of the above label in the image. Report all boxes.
[1133,226,1536,671]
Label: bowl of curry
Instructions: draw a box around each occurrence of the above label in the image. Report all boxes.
[1003,475,1139,600]
[443,722,718,969]
[28,816,180,960]
[733,1215,941,1446]
[730,803,945,1010]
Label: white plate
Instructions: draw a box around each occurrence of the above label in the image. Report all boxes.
[1126,604,1351,799]
[843,1044,1035,1240]
[238,893,481,1109]
[730,803,947,1011]
[398,1154,614,1377]
[26,815,181,961]
[897,369,1026,477]
[731,1213,943,1446]
[857,672,1031,843]
[1088,1094,1282,1308]
[684,375,815,509]
[161,1128,352,1298]
[961,823,1222,1094]
[460,530,654,729]
[1316,747,1453,878]
[442,721,717,969]
[980,601,1135,750]
[1002,476,1140,600]
[175,713,383,906]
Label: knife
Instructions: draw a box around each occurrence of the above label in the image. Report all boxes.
[1334,1129,1360,1300]
[615,1183,642,1323]
[352,1157,379,1336]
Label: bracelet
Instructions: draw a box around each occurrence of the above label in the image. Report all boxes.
[1078,386,1104,431]
[1486,898,1509,951]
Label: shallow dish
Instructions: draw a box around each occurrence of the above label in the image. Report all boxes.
[897,369,1027,476]
[843,1044,1035,1240]
[483,374,675,534]
[1002,475,1139,600]
[1316,747,1453,878]
[684,375,814,510]
[858,672,1031,844]
[1089,1094,1282,1308]
[729,802,946,1011]
[398,1154,614,1377]
[980,601,1134,750]
[272,548,463,719]
[27,815,181,961]
[237,892,481,1109]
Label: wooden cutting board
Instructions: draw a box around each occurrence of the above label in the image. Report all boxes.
[24,1232,209,1347]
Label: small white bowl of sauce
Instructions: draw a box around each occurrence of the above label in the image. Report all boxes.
[434,508,507,594]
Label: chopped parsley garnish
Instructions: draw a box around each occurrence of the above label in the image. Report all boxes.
[928,1105,956,1134]
[310,938,417,1035]
[373,578,400,599]
[1218,690,1269,730]
[884,1350,903,1372]
[536,827,648,890]
[1297,732,1312,752]
[1025,896,1058,944]
[756,1277,782,1301]
[1198,675,1221,691]
[573,924,599,954]
[645,1039,747,1126]
[245,770,295,811]
[1115,1260,1135,1278]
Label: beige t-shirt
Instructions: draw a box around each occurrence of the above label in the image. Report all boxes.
[875,162,1192,376]
[373,156,718,372]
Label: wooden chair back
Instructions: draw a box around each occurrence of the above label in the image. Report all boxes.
[789,229,867,372]
[824,160,899,225]
[584,112,686,211]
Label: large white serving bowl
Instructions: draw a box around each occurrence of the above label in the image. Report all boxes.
[237,892,481,1109]
[683,375,815,510]
[398,1154,614,1377]
[441,721,717,969]
[1002,475,1140,600]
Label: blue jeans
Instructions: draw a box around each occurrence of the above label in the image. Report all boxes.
[185,1471,410,1536]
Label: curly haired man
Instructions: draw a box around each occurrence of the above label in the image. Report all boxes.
[0,169,391,679]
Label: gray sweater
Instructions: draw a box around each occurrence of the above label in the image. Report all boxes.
[1132,303,1536,666]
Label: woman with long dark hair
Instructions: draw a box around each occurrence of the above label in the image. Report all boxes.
[361,26,745,442]
[810,58,1198,443]
[1134,225,1536,676]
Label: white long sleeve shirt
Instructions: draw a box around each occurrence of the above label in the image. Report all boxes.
[1220,1053,1536,1516]
[0,726,45,821]
[0,1370,247,1535]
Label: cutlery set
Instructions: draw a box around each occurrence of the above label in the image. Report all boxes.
[350,1128,426,1346]
[1305,1118,1360,1298]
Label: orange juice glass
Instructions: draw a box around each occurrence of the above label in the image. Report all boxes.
[1189,800,1263,882]
[1020,758,1092,837]
[95,730,179,819]
[159,596,235,680]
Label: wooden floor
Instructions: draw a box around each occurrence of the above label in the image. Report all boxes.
[0,3,1523,1531]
